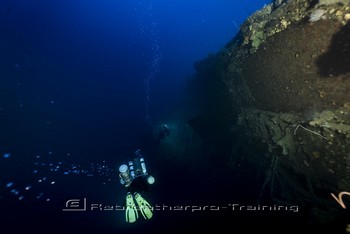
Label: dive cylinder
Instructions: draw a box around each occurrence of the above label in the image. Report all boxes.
[119,164,133,187]
[140,157,147,174]
[128,161,135,178]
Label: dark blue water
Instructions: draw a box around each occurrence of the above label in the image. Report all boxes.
[0,0,271,233]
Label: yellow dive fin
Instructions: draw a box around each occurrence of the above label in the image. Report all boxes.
[125,192,138,223]
[134,192,153,220]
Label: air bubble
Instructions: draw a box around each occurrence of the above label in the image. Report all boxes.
[11,189,19,195]
[4,152,116,203]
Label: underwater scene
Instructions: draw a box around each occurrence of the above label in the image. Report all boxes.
[1,0,350,233]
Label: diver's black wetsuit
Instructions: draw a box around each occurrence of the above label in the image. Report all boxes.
[126,175,150,194]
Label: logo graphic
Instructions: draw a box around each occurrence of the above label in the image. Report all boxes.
[62,198,87,211]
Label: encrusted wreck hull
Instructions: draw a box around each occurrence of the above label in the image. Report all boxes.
[190,0,350,228]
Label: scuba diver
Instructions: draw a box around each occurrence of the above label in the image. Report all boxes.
[118,149,155,223]
[155,124,170,145]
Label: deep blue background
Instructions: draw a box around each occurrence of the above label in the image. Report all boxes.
[0,0,271,232]
[0,0,268,155]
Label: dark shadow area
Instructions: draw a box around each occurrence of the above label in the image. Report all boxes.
[316,21,350,77]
